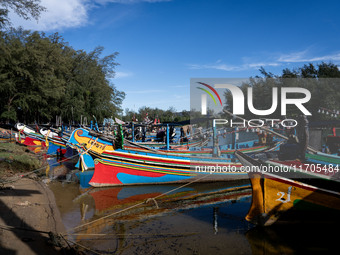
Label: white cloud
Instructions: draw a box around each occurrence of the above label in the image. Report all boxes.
[277,50,309,62]
[188,49,340,72]
[115,71,133,78]
[188,63,237,71]
[125,89,164,94]
[7,0,171,31]
[278,50,340,63]
[188,61,280,72]
[8,0,89,31]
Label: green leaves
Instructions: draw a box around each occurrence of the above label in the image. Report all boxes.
[0,0,46,28]
[0,28,125,124]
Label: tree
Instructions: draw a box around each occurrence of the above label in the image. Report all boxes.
[0,28,125,124]
[0,0,46,28]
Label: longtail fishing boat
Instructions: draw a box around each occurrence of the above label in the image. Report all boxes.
[67,128,248,187]
[0,129,16,142]
[235,150,340,226]
[39,128,67,156]
[131,137,209,150]
[69,125,278,172]
[15,123,46,147]
[123,139,276,159]
[15,123,67,155]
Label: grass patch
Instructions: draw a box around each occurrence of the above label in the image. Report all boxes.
[0,143,41,177]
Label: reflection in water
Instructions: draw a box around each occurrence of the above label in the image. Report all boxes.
[47,159,338,254]
[50,180,253,254]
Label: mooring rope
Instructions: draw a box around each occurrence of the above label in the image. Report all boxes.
[69,174,211,232]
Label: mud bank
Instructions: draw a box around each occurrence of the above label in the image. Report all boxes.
[0,177,69,255]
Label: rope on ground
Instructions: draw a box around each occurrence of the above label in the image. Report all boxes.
[69,174,211,232]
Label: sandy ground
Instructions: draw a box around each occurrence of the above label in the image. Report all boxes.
[0,177,68,255]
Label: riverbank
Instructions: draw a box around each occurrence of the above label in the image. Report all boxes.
[0,142,78,254]
[0,178,68,254]
[0,142,41,177]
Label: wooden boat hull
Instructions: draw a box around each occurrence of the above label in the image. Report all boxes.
[15,123,67,155]
[89,157,245,187]
[246,172,340,226]
[22,136,46,147]
[67,128,248,186]
[235,151,340,226]
[68,128,276,174]
[306,151,340,165]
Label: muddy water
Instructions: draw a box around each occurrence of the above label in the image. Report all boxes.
[47,159,339,255]
[49,177,253,254]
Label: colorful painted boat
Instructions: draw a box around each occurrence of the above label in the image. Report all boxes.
[124,140,275,159]
[39,127,68,156]
[15,123,46,147]
[235,150,340,226]
[15,123,69,155]
[67,128,248,187]
[305,151,340,166]
[132,137,209,150]
[0,129,15,142]
[14,132,26,144]
[68,127,278,173]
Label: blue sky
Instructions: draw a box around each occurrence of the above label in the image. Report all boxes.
[9,0,340,112]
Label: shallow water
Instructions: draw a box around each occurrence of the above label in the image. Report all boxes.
[46,157,338,255]
[49,179,254,254]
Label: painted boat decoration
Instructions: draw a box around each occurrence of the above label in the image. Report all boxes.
[235,150,340,226]
[39,127,68,156]
[14,132,26,144]
[132,138,209,150]
[68,127,279,173]
[15,123,68,155]
[67,128,248,187]
[0,129,16,142]
[123,140,274,159]
[305,151,340,166]
[15,123,46,147]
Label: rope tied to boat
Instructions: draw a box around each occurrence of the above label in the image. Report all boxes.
[69,174,210,232]
[145,197,159,209]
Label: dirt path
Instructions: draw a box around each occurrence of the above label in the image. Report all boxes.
[0,177,67,255]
